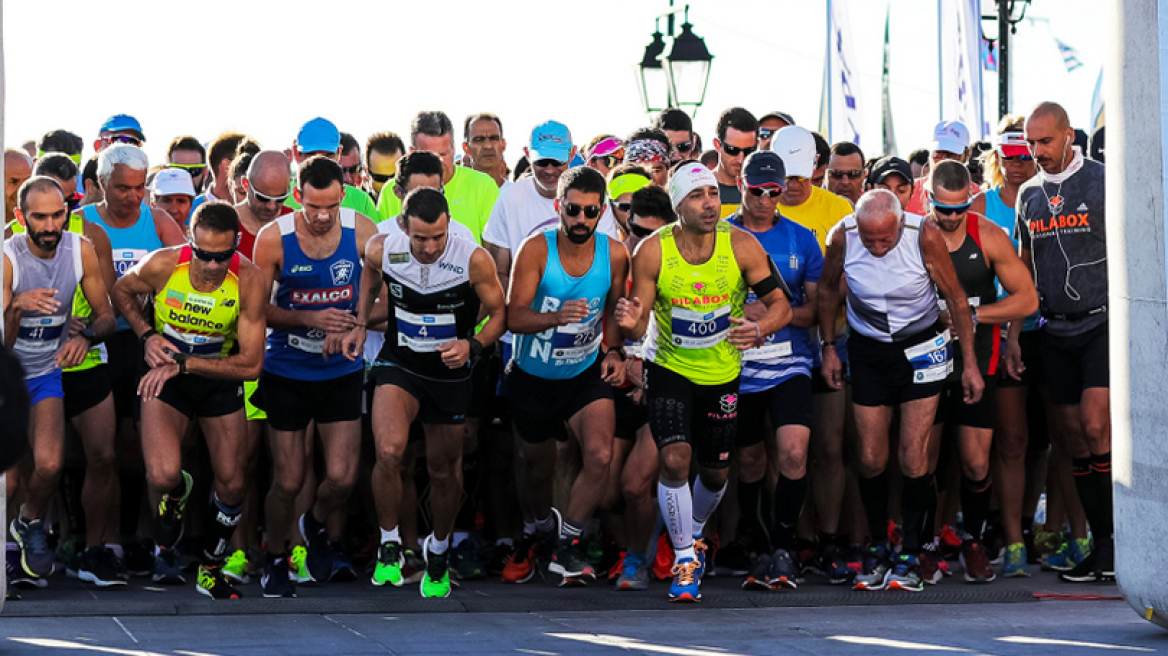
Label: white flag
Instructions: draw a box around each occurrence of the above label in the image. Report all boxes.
[823,0,862,146]
[939,0,986,140]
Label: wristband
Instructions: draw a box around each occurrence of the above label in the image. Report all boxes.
[467,337,484,359]
[140,329,158,347]
[604,346,627,362]
[820,339,836,348]
[172,352,188,375]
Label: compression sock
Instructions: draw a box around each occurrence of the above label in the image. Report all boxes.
[690,476,726,539]
[901,473,936,553]
[1076,452,1114,541]
[771,475,808,552]
[658,478,694,561]
[737,477,771,551]
[858,470,891,544]
[201,493,242,565]
[960,474,992,542]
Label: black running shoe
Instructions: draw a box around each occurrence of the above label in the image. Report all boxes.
[768,549,800,589]
[1060,539,1115,583]
[549,539,595,580]
[123,539,155,577]
[742,554,773,591]
[486,542,515,577]
[299,512,333,584]
[153,548,185,584]
[821,543,855,585]
[197,565,242,599]
[78,546,126,588]
[261,554,296,598]
[10,515,54,578]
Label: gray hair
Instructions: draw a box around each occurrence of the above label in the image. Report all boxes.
[97,144,149,187]
[855,189,903,226]
[410,111,454,148]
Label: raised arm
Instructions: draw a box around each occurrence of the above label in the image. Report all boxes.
[614,236,661,341]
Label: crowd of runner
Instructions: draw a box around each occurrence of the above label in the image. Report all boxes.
[0,101,1111,602]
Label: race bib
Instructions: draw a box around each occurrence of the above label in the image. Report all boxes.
[395,307,457,353]
[113,248,149,277]
[163,324,225,358]
[903,330,953,384]
[670,306,730,349]
[550,317,602,362]
[742,337,792,363]
[623,339,643,360]
[289,332,324,354]
[15,315,66,353]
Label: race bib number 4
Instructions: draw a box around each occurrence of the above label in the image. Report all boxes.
[670,306,730,349]
[395,307,457,353]
[903,330,953,384]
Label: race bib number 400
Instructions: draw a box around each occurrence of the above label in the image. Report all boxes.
[396,307,457,353]
[670,305,730,349]
[903,330,953,384]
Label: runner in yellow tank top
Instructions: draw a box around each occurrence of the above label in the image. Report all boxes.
[615,163,792,602]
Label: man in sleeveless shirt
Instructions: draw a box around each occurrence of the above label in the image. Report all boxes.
[616,163,792,602]
[4,177,116,583]
[349,188,505,597]
[506,166,630,585]
[923,161,1037,584]
[251,156,378,597]
[113,202,266,599]
[818,189,984,593]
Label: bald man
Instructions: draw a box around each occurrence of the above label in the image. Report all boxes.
[235,151,292,261]
[5,150,33,224]
[1016,101,1112,583]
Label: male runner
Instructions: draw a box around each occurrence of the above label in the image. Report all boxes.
[352,187,505,597]
[113,202,266,598]
[616,162,792,601]
[5,177,116,583]
[506,166,628,584]
[818,189,983,593]
[251,156,378,597]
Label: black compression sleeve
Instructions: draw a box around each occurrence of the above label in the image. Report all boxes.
[750,258,793,300]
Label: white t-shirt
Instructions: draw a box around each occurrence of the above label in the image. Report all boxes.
[364,215,476,363]
[481,176,618,254]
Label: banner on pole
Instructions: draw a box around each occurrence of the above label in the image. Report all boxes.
[939,0,986,140]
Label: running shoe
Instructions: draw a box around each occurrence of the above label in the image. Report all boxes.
[742,554,773,591]
[10,515,54,578]
[693,537,709,580]
[1001,542,1032,578]
[960,541,996,583]
[401,549,425,584]
[420,537,452,598]
[56,537,82,576]
[329,541,357,582]
[939,525,963,560]
[156,471,193,549]
[768,549,799,589]
[261,554,296,598]
[549,539,595,580]
[885,554,924,592]
[669,557,701,602]
[793,539,818,577]
[854,544,892,591]
[1033,525,1063,558]
[486,542,514,577]
[223,550,251,585]
[372,541,405,587]
[290,545,313,583]
[197,565,242,600]
[298,512,332,584]
[1060,538,1115,583]
[450,538,486,581]
[123,539,155,577]
[615,552,649,591]
[501,534,538,583]
[153,548,185,584]
[1043,537,1090,572]
[607,552,625,584]
[712,539,752,577]
[7,547,45,589]
[918,548,943,585]
[820,544,854,585]
[887,520,903,550]
[78,546,126,588]
[652,534,676,580]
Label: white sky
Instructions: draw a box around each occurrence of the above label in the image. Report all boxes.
[3,0,1102,165]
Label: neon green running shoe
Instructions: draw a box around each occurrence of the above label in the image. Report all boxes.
[420,537,452,598]
[372,541,405,587]
[290,545,313,583]
[223,550,250,584]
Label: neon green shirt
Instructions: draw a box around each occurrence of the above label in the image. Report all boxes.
[285,184,379,220]
[375,166,499,243]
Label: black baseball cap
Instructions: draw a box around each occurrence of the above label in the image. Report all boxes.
[867,156,913,187]
[742,151,787,187]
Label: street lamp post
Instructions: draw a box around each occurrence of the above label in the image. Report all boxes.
[636,4,714,117]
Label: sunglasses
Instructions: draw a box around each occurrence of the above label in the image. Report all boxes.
[722,143,757,157]
[369,172,395,183]
[105,135,141,146]
[169,163,207,175]
[534,158,568,168]
[747,185,784,198]
[190,243,236,263]
[674,141,694,153]
[247,179,290,204]
[627,221,656,238]
[828,169,864,180]
[759,129,776,141]
[590,155,620,169]
[1001,153,1034,162]
[929,197,972,215]
[611,200,632,213]
[342,164,363,175]
[563,202,602,219]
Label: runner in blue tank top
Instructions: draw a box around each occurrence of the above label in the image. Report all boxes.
[251,156,379,598]
[506,167,630,584]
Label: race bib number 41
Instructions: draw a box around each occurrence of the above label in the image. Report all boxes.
[903,330,953,384]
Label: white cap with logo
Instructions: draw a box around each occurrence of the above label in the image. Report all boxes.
[152,168,197,198]
[931,120,971,155]
[768,126,817,179]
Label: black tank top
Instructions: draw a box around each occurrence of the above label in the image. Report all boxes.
[948,215,1000,376]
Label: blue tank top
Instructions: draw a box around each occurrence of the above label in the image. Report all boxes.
[264,209,363,381]
[728,214,822,394]
[513,230,611,380]
[84,203,165,331]
[984,187,1040,332]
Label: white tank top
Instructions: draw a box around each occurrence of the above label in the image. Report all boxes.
[843,212,940,342]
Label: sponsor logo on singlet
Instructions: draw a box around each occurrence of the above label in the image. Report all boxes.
[291,286,353,305]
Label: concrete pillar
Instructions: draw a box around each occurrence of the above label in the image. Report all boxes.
[1110,0,1168,629]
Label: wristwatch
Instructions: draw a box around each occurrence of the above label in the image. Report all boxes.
[80,327,98,345]
[172,352,189,375]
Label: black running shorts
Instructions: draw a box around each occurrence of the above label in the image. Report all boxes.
[62,364,112,420]
[508,360,614,444]
[848,324,948,408]
[152,372,244,419]
[252,370,364,431]
[370,364,472,425]
[1041,322,1109,406]
[736,375,813,448]
[644,361,739,470]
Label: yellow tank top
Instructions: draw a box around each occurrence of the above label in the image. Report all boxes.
[153,246,241,358]
[645,221,746,385]
[10,215,105,372]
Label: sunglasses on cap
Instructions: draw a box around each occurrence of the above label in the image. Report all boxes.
[105,134,141,146]
[246,178,290,204]
[746,185,784,198]
[758,128,776,141]
[828,169,864,180]
[369,172,395,183]
[590,155,620,169]
[189,242,237,263]
[611,200,632,213]
[627,221,656,238]
[169,163,207,175]
[342,164,363,175]
[534,158,568,168]
[721,143,757,157]
[563,202,602,219]
[928,194,972,216]
[997,145,1034,162]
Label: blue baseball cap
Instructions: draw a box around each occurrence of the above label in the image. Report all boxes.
[742,151,787,187]
[528,121,573,163]
[99,114,144,141]
[297,117,341,154]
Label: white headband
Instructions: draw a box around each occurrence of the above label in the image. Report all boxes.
[669,163,718,209]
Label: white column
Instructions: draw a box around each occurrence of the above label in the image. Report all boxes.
[1111,0,1168,628]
